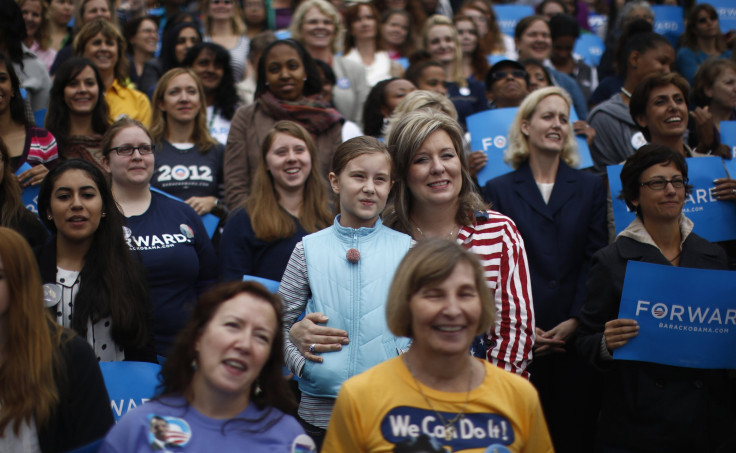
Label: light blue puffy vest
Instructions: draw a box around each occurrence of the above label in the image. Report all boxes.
[299,216,412,398]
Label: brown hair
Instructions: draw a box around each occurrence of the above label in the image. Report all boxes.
[692,58,736,107]
[73,18,130,86]
[150,68,218,153]
[682,4,725,53]
[101,117,154,159]
[0,138,32,229]
[0,227,64,435]
[453,14,489,82]
[16,0,51,49]
[246,121,331,241]
[343,2,384,55]
[630,72,690,141]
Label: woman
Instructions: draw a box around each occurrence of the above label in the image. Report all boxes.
[362,77,415,139]
[575,144,735,452]
[48,0,74,51]
[19,0,57,70]
[219,121,331,282]
[290,0,369,125]
[374,0,426,43]
[73,19,152,126]
[101,117,217,356]
[224,39,343,210]
[202,0,249,82]
[454,14,489,83]
[123,16,158,88]
[0,53,58,186]
[36,159,154,362]
[137,21,202,97]
[422,14,486,130]
[520,58,552,92]
[149,68,225,217]
[45,57,110,171]
[182,42,240,145]
[0,137,47,248]
[99,281,316,452]
[342,2,401,87]
[0,227,114,452]
[380,9,413,62]
[404,52,448,96]
[690,58,736,155]
[322,239,552,452]
[587,30,674,175]
[457,0,515,62]
[483,87,607,451]
[676,3,731,86]
[243,0,267,39]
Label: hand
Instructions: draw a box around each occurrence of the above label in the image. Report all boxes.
[16,164,49,187]
[290,312,349,363]
[690,107,715,150]
[185,196,217,215]
[533,318,578,357]
[713,178,736,201]
[604,318,639,353]
[573,120,596,146]
[467,151,487,179]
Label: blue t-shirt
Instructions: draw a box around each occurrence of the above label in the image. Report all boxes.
[99,396,315,452]
[125,192,217,355]
[219,208,308,282]
[151,140,225,201]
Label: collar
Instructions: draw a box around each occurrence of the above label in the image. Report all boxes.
[332,215,383,242]
[617,214,693,252]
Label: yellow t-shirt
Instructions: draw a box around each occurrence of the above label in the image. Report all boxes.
[322,357,553,453]
[106,80,152,127]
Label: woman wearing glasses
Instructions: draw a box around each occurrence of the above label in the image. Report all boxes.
[102,118,217,358]
[676,4,732,86]
[575,144,735,452]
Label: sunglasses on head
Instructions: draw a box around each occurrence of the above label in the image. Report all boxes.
[491,70,527,80]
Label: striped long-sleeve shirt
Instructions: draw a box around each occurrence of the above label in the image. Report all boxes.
[458,210,535,379]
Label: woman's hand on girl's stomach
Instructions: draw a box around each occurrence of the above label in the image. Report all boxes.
[290,312,349,363]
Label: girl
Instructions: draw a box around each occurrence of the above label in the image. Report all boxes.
[219,121,331,282]
[36,159,155,362]
[149,68,225,217]
[280,136,412,448]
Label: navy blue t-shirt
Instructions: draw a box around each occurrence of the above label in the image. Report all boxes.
[125,192,217,355]
[151,140,224,201]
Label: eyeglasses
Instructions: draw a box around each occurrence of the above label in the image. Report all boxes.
[109,144,155,156]
[697,15,717,24]
[210,0,232,4]
[640,177,687,190]
[491,70,527,80]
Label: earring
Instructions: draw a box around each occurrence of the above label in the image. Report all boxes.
[303,77,307,81]
[254,380,263,396]
[47,215,53,220]
[101,212,107,218]
[191,358,198,371]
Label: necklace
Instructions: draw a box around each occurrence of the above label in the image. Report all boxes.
[403,355,473,443]
[620,87,632,98]
[666,251,681,264]
[413,222,459,241]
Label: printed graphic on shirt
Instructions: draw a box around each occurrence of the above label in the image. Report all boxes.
[147,414,192,450]
[292,433,317,453]
[155,164,215,191]
[125,224,194,251]
[380,406,514,451]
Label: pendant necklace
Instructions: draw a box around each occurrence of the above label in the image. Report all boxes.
[413,222,459,241]
[403,355,473,446]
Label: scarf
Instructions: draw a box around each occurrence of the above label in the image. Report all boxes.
[258,91,343,135]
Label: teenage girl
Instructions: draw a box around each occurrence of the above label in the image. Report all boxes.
[279,136,412,448]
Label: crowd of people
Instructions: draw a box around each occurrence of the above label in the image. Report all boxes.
[0,0,735,451]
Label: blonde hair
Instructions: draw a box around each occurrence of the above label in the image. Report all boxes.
[201,0,246,36]
[386,238,495,338]
[290,0,344,55]
[422,15,465,87]
[505,86,579,169]
[150,68,218,153]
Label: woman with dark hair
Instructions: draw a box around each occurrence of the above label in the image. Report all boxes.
[220,121,331,282]
[404,51,448,96]
[0,227,114,452]
[380,9,413,61]
[48,0,74,52]
[520,58,553,91]
[676,3,731,86]
[224,39,343,210]
[0,0,51,112]
[36,159,155,362]
[243,0,267,39]
[587,30,674,175]
[457,0,515,61]
[0,53,58,186]
[0,137,47,248]
[137,21,202,97]
[99,281,315,452]
[454,14,489,83]
[342,2,401,87]
[73,19,152,126]
[149,68,225,216]
[45,57,110,171]
[575,144,735,452]
[374,0,426,42]
[101,118,217,357]
[123,15,159,87]
[362,77,415,139]
[182,42,240,145]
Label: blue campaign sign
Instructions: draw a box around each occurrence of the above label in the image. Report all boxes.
[242,275,280,293]
[493,5,535,37]
[587,14,607,39]
[615,261,736,369]
[468,108,517,186]
[721,121,736,177]
[149,186,220,238]
[702,0,736,33]
[574,32,604,67]
[607,156,736,242]
[652,6,684,47]
[570,108,593,169]
[14,163,40,214]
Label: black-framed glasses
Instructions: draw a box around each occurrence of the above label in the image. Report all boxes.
[491,70,527,80]
[109,144,155,156]
[640,177,687,190]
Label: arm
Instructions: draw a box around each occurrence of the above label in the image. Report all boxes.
[486,220,535,378]
[224,106,252,210]
[279,242,311,377]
